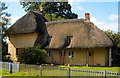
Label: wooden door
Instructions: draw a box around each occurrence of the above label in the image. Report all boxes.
[59,52,62,64]
[88,51,94,65]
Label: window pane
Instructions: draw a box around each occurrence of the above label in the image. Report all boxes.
[69,51,74,57]
[48,52,51,57]
[72,51,74,57]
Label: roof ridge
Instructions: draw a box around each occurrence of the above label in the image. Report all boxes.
[45,19,85,25]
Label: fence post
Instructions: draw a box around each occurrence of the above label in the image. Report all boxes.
[9,63,12,73]
[40,65,42,76]
[104,70,107,78]
[68,68,70,78]
[17,63,19,72]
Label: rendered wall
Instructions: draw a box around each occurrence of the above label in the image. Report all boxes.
[8,33,39,62]
[9,33,38,48]
[46,48,108,66]
[8,40,17,62]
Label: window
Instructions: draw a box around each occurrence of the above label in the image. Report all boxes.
[60,52,65,56]
[69,51,74,57]
[65,36,73,48]
[16,48,24,55]
[89,53,92,56]
[67,36,73,44]
[48,52,53,57]
[48,52,51,57]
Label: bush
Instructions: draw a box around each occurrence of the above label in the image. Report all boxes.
[18,46,47,65]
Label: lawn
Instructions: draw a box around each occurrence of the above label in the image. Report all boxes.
[58,65,119,72]
[1,65,119,77]
[1,69,51,78]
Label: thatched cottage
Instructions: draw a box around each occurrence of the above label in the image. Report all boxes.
[6,11,113,66]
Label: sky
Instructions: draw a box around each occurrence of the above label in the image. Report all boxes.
[2,0,119,32]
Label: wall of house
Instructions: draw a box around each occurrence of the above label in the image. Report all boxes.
[46,48,108,66]
[65,48,108,66]
[93,48,108,66]
[64,49,86,65]
[8,33,39,62]
[8,40,17,62]
[9,33,38,48]
[45,49,60,64]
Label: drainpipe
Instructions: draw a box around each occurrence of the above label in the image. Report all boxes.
[109,47,112,66]
[62,50,64,65]
[86,48,89,67]
[51,51,54,64]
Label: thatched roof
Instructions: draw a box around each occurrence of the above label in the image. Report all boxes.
[6,11,113,49]
[6,11,48,48]
[45,19,113,49]
[6,11,48,35]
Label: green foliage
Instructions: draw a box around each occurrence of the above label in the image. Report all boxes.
[0,1,11,62]
[20,2,78,21]
[104,30,120,47]
[45,13,64,21]
[104,30,120,66]
[18,46,47,65]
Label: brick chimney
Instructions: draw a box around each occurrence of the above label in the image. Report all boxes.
[39,7,44,15]
[85,13,90,20]
[84,13,94,26]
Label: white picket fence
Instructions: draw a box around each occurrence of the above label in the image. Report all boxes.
[0,61,19,73]
[40,66,119,77]
[0,62,119,77]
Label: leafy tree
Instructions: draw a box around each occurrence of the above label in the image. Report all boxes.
[20,2,78,21]
[0,1,11,61]
[104,30,120,66]
[104,30,120,47]
[18,46,47,65]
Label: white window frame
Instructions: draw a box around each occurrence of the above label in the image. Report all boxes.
[48,52,51,57]
[69,51,74,57]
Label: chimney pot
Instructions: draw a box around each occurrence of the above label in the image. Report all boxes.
[85,13,90,20]
[39,7,44,15]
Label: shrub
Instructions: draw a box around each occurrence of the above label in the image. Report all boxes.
[18,46,47,65]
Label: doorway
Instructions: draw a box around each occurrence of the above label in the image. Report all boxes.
[88,51,94,65]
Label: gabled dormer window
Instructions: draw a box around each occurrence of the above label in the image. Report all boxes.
[67,36,73,44]
[65,36,73,48]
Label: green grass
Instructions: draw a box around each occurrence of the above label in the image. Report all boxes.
[58,65,119,72]
[1,70,39,76]
[1,69,49,78]
[1,65,119,77]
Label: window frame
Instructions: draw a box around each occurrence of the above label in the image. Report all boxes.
[48,52,51,57]
[69,51,74,57]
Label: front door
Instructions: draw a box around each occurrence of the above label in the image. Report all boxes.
[88,51,94,65]
[59,52,62,64]
[59,51,65,65]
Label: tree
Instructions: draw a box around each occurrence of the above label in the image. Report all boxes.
[18,46,47,65]
[0,1,11,61]
[104,30,120,66]
[20,2,78,21]
[104,30,120,47]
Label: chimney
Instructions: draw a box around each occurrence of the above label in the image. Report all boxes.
[39,7,44,15]
[85,13,90,20]
[84,13,94,26]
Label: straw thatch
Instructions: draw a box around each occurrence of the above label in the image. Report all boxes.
[6,11,48,35]
[6,11,48,48]
[6,11,113,49]
[46,19,113,49]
